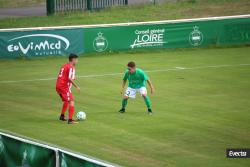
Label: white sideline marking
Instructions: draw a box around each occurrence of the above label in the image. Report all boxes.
[0,14,249,32]
[0,64,250,84]
[175,67,186,70]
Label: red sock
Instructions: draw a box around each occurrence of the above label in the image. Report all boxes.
[61,101,68,115]
[69,105,74,120]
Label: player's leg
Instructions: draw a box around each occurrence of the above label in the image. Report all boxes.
[60,100,68,121]
[119,96,129,113]
[140,87,152,114]
[119,87,136,113]
[56,88,68,121]
[66,91,78,124]
[68,100,79,124]
[68,100,75,123]
[143,95,152,114]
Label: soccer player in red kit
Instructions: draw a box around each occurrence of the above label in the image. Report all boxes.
[56,54,80,124]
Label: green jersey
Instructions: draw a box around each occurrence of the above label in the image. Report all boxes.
[123,68,149,89]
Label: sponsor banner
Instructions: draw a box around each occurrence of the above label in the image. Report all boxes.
[0,134,56,167]
[0,17,249,58]
[0,28,84,58]
[59,151,106,167]
[84,17,250,53]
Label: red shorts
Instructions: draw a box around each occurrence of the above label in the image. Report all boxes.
[56,87,73,102]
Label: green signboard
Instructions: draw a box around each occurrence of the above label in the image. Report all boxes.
[0,134,56,167]
[84,17,250,53]
[0,16,249,58]
[0,28,84,58]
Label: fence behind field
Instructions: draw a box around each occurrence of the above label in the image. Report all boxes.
[54,0,88,13]
[90,0,128,10]
[47,0,128,14]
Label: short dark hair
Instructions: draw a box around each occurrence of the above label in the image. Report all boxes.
[69,53,78,61]
[127,61,136,68]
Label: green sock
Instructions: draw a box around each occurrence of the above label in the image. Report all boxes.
[122,98,128,108]
[143,96,151,109]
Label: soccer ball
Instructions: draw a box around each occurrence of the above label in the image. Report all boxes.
[77,111,86,120]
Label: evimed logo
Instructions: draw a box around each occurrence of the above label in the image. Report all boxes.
[7,34,70,56]
[131,29,166,49]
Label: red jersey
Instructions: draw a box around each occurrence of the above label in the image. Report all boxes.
[56,63,76,91]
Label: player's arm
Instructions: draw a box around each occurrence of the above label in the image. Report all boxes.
[69,78,80,93]
[121,79,127,94]
[121,71,128,94]
[147,80,155,95]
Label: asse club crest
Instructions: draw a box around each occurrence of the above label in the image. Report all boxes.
[93,32,108,52]
[189,26,203,46]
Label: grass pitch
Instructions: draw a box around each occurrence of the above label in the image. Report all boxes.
[0,47,250,167]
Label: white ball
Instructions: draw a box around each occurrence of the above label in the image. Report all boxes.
[77,111,86,120]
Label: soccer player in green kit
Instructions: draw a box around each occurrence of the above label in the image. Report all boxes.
[119,61,155,114]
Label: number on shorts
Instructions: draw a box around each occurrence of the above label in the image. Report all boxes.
[126,91,130,96]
